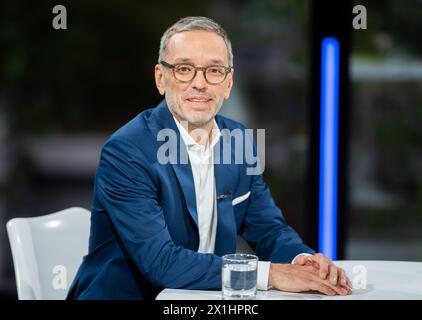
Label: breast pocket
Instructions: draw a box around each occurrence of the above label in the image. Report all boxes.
[232,191,251,206]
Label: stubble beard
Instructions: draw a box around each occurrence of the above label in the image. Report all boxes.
[167,96,222,128]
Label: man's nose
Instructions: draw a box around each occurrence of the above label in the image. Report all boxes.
[190,70,207,90]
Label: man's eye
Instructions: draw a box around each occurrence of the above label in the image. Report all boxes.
[208,67,224,74]
[177,66,193,73]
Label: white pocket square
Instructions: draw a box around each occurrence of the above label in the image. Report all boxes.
[232,191,251,206]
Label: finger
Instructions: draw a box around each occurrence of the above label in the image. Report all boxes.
[344,271,353,292]
[307,259,320,271]
[318,258,330,279]
[303,264,316,273]
[338,268,348,287]
[338,268,353,294]
[329,263,339,285]
[309,271,348,296]
[294,255,309,266]
[309,281,336,296]
[336,267,353,290]
[326,281,349,296]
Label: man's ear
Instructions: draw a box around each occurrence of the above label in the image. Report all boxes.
[224,68,234,100]
[155,64,166,95]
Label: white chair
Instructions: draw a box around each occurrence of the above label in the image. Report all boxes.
[6,207,90,300]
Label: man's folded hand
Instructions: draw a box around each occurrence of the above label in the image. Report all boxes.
[294,253,353,293]
[268,261,352,296]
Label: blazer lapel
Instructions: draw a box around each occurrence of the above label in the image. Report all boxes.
[171,161,199,227]
[151,101,199,228]
[213,131,238,256]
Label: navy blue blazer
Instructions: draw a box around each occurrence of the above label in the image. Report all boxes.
[67,100,314,300]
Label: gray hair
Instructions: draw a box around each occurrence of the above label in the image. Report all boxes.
[158,16,233,67]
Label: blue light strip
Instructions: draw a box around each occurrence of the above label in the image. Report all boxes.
[318,37,340,260]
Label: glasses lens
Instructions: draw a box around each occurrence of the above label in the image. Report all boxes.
[205,66,226,84]
[174,64,195,82]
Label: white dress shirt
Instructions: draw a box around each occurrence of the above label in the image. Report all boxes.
[174,117,309,290]
[174,117,220,254]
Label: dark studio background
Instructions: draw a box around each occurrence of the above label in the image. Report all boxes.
[0,0,421,299]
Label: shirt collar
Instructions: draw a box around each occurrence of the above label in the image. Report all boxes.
[173,116,221,150]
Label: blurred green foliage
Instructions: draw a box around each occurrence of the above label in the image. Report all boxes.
[350,0,422,236]
[353,0,422,59]
[0,0,210,134]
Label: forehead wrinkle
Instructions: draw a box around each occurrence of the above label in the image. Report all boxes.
[172,57,226,65]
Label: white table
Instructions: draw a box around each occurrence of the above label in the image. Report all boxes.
[156,260,422,300]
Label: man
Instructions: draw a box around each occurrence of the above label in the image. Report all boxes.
[68,16,352,300]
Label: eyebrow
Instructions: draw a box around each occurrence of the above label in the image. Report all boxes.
[172,58,227,65]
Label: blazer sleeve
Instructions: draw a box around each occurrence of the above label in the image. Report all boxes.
[240,172,315,263]
[95,136,222,289]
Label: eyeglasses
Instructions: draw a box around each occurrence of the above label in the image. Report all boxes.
[160,60,232,85]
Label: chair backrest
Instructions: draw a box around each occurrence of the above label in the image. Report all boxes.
[6,207,90,300]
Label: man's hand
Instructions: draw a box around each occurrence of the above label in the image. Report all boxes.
[268,263,350,296]
[293,253,352,294]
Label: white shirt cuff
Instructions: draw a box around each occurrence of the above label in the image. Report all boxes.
[291,252,313,264]
[257,261,271,290]
[258,254,314,291]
